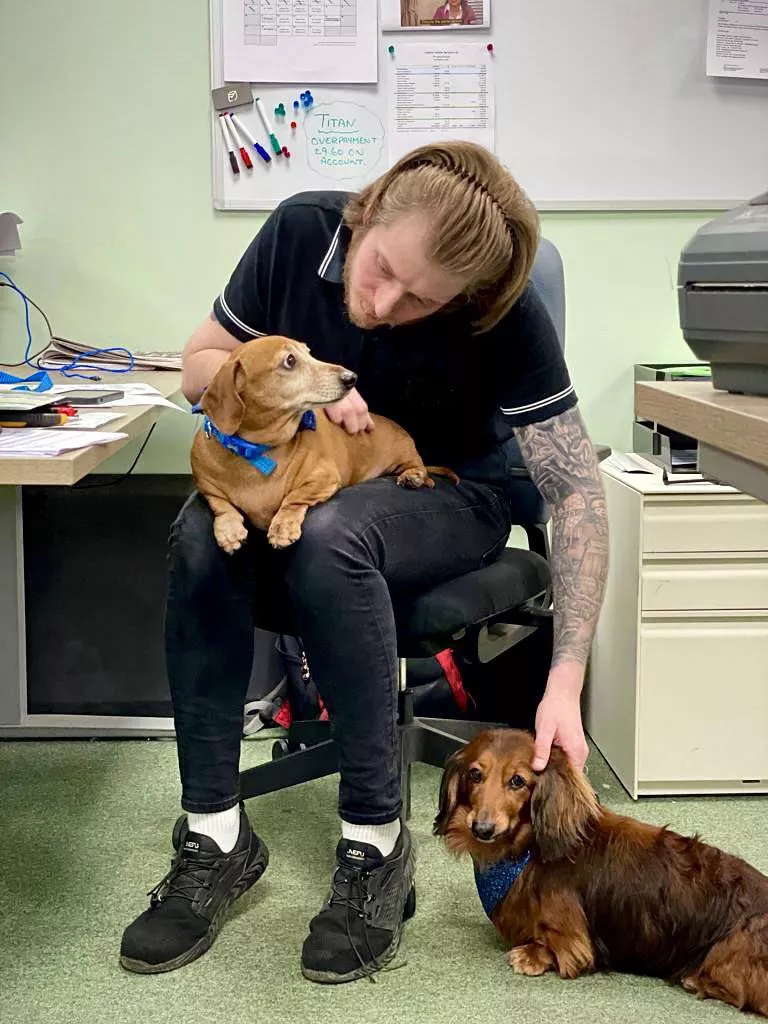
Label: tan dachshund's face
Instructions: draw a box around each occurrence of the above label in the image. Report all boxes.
[202,336,357,437]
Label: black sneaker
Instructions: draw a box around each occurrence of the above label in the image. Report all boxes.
[120,806,268,974]
[300,826,416,984]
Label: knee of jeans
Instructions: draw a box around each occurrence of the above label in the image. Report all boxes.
[288,500,377,583]
[168,493,220,580]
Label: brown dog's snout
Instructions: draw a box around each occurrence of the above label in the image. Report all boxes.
[339,370,357,391]
[471,817,497,842]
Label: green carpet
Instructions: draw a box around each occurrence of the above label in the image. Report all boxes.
[1,735,765,1024]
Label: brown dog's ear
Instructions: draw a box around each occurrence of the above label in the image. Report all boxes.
[201,352,246,435]
[530,748,600,862]
[433,749,466,836]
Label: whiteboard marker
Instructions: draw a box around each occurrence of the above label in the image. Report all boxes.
[229,112,272,163]
[218,114,239,175]
[255,96,283,156]
[225,114,253,169]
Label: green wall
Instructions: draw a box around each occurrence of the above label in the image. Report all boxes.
[0,1,709,472]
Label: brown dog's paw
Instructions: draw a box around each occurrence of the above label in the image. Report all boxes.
[213,512,248,554]
[396,467,435,489]
[268,513,303,549]
[506,944,555,976]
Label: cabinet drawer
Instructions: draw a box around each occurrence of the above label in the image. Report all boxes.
[637,620,768,783]
[641,560,768,612]
[643,498,768,554]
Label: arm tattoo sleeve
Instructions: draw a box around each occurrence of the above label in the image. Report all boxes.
[514,407,609,670]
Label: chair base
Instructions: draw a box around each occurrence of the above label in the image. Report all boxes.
[238,694,502,819]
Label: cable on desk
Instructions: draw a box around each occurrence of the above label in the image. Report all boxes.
[72,423,157,489]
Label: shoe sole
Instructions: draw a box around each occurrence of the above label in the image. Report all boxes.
[300,885,416,985]
[119,838,269,975]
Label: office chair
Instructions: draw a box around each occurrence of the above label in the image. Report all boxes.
[240,240,568,818]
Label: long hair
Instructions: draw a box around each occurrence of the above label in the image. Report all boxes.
[344,141,539,333]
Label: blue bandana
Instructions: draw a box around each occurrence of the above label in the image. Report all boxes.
[474,850,531,919]
[194,408,317,476]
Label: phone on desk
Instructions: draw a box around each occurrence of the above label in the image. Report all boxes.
[58,389,124,405]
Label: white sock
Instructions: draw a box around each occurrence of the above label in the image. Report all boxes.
[341,818,401,858]
[187,805,241,854]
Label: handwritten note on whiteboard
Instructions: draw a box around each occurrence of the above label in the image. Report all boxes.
[387,42,494,164]
[304,101,386,182]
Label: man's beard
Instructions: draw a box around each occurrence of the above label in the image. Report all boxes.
[342,230,369,328]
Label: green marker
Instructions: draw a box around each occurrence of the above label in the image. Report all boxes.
[255,96,282,156]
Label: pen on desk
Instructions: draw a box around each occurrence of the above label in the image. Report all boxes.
[255,97,282,156]
[218,114,239,175]
[229,112,271,164]
[225,114,253,170]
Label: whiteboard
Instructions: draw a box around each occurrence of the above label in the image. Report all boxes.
[210,0,768,211]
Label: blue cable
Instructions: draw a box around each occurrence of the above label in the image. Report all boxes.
[0,270,34,366]
[0,270,136,380]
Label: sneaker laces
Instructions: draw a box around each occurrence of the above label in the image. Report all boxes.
[329,863,406,983]
[147,853,222,909]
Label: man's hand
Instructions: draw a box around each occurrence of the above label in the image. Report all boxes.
[324,387,374,434]
[531,663,590,772]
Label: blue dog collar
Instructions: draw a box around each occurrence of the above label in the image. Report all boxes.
[196,408,317,476]
[474,850,531,919]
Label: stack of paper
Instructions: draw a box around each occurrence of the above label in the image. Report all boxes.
[44,382,184,412]
[0,429,129,457]
[36,337,182,372]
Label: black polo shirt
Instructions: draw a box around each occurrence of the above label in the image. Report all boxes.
[212,191,576,469]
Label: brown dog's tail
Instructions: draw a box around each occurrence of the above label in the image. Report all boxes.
[426,466,460,485]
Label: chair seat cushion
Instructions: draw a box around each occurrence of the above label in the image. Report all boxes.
[394,548,550,654]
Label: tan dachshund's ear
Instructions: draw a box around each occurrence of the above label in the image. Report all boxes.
[201,352,246,435]
[433,749,466,836]
[530,749,600,862]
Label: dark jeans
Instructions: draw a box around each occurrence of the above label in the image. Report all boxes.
[166,477,511,824]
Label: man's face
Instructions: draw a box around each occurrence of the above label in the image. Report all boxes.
[343,213,467,330]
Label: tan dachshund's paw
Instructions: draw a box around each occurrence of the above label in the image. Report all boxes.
[396,467,434,489]
[213,512,248,554]
[506,944,554,976]
[268,513,303,549]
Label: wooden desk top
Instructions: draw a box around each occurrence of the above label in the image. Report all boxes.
[0,370,183,487]
[635,380,768,471]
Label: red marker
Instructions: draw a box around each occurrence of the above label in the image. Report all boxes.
[226,115,253,169]
[290,120,297,130]
[218,114,239,174]
[282,146,291,159]
[486,43,494,53]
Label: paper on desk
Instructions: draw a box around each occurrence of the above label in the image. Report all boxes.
[54,410,123,429]
[44,382,184,412]
[0,429,128,457]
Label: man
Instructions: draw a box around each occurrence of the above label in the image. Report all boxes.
[120,141,608,983]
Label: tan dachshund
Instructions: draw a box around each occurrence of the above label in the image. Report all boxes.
[434,728,768,1018]
[191,336,447,552]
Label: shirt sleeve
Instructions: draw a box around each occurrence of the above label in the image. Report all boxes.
[496,283,577,427]
[211,208,283,342]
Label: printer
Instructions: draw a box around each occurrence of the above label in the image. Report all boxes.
[679,191,768,396]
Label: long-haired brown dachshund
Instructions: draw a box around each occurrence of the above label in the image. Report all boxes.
[191,336,452,553]
[434,728,768,1017]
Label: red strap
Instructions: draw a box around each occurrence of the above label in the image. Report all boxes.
[435,648,472,714]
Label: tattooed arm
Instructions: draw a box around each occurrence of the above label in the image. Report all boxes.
[513,406,609,770]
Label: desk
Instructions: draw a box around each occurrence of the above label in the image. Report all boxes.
[0,371,183,737]
[635,380,768,500]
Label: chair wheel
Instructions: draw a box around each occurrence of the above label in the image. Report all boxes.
[272,739,308,759]
[272,739,290,759]
[403,885,416,921]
